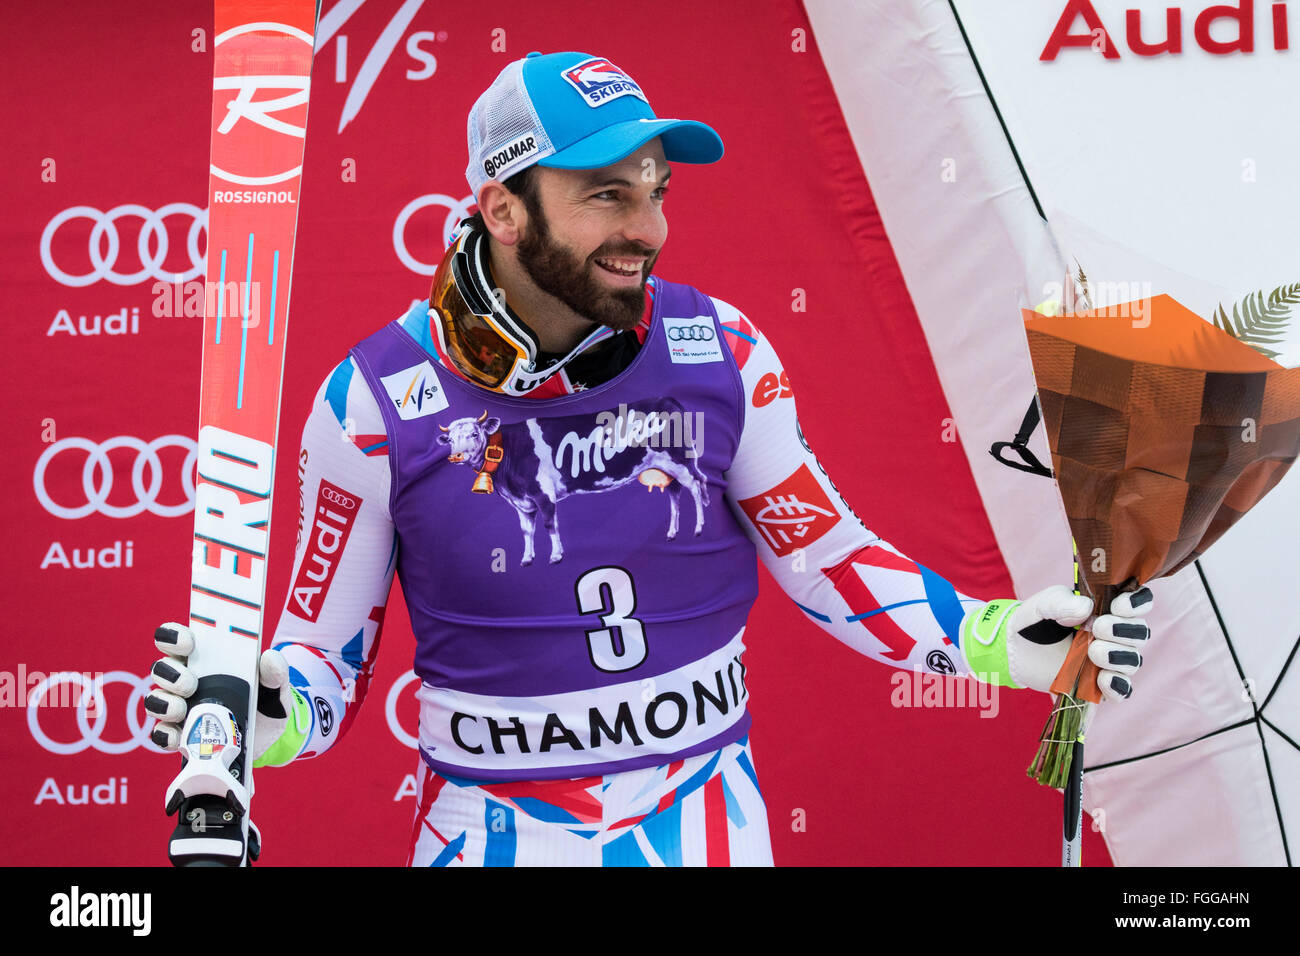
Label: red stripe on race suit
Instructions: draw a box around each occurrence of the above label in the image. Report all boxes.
[610,812,649,830]
[334,605,387,742]
[720,311,757,370]
[405,767,448,866]
[821,546,919,662]
[479,776,604,824]
[300,644,344,685]
[421,818,464,862]
[705,774,729,867]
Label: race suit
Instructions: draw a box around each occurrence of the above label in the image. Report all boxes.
[273,274,984,866]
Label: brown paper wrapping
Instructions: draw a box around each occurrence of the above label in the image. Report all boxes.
[1024,295,1300,698]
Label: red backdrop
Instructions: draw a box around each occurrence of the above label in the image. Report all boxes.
[0,0,1110,866]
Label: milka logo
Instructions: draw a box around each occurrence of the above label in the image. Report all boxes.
[555,404,703,478]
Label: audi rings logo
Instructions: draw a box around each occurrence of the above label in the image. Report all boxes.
[321,487,357,510]
[386,670,421,749]
[34,435,197,520]
[667,324,716,342]
[393,193,476,275]
[41,203,207,287]
[27,671,164,755]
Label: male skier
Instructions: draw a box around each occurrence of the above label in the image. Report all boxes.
[148,51,1155,866]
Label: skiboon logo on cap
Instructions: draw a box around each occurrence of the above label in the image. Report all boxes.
[561,57,648,108]
[483,132,539,179]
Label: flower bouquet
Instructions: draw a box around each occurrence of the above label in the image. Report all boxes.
[1020,282,1300,788]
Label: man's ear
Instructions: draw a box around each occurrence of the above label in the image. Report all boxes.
[478,181,526,246]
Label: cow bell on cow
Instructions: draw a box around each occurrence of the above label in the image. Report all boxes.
[471,425,505,494]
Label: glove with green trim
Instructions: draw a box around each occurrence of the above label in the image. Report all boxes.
[959,584,1153,700]
[146,623,313,768]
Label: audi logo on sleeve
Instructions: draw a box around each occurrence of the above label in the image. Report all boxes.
[662,316,724,365]
[288,480,364,622]
[33,435,198,519]
[320,487,356,510]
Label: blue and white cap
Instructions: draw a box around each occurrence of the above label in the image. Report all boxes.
[466,51,724,198]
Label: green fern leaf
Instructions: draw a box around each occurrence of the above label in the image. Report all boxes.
[1212,303,1233,337]
[1212,281,1299,360]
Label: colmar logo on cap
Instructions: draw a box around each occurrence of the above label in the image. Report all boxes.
[483,132,539,179]
[561,57,648,108]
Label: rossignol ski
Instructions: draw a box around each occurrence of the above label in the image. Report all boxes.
[165,0,319,866]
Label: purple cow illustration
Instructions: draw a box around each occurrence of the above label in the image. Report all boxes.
[436,400,709,565]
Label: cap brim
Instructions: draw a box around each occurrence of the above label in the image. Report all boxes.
[537,118,723,170]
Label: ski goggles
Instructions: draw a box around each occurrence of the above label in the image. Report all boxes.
[428,221,613,396]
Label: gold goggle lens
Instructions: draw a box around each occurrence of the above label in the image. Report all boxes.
[429,248,524,389]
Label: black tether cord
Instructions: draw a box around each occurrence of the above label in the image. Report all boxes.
[989,396,1053,478]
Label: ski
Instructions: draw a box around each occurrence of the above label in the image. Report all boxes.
[166,0,319,866]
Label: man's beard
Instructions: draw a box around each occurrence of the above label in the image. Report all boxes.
[515,207,658,331]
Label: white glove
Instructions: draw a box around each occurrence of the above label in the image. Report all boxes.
[961,585,1153,700]
[146,623,311,766]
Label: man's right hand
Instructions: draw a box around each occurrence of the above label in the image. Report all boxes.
[146,623,313,767]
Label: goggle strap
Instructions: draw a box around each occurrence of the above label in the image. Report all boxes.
[464,226,542,365]
[451,247,498,317]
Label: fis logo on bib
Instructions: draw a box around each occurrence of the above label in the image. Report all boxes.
[380,362,449,420]
[483,133,539,179]
[562,58,648,108]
